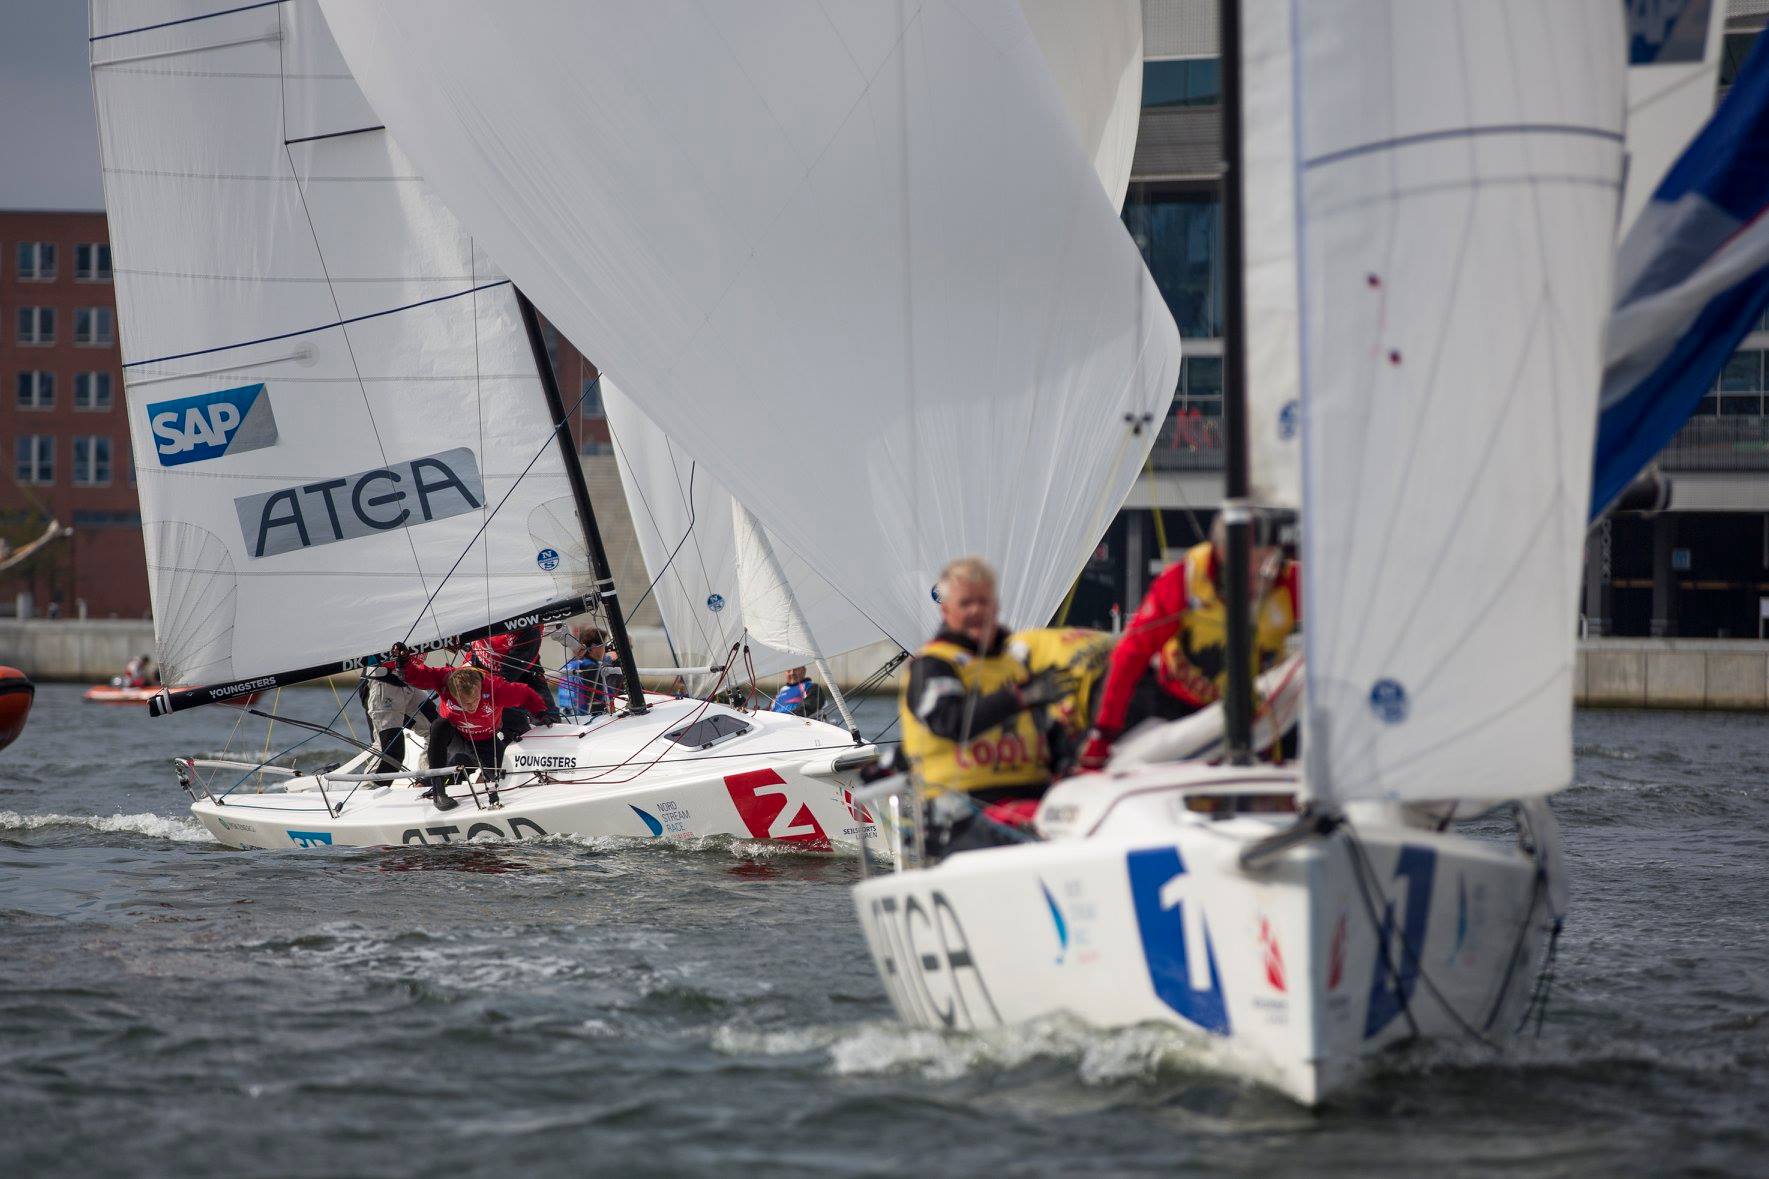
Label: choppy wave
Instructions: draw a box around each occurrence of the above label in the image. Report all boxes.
[714,1015,1232,1086]
[0,809,215,843]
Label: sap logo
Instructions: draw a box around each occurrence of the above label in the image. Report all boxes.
[149,384,278,467]
[1627,0,1710,65]
[1127,846,1230,1035]
[724,768,831,849]
[286,829,333,847]
[859,889,1001,1030]
[233,446,484,559]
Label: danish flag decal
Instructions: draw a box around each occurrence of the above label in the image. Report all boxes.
[724,769,831,850]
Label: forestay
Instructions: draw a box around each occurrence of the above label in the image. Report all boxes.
[1294,1,1626,803]
[319,0,1181,650]
[92,0,590,690]
[604,380,885,681]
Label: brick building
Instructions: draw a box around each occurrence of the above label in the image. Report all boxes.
[0,208,626,623]
[0,208,139,618]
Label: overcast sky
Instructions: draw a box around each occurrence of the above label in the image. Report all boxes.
[1,1,104,209]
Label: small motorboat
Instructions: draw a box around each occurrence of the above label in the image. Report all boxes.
[83,683,162,705]
[85,683,261,707]
[0,667,34,750]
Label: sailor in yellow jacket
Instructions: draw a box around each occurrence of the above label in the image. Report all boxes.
[899,556,1074,856]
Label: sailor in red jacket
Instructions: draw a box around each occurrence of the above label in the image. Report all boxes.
[1079,519,1299,770]
[387,643,554,808]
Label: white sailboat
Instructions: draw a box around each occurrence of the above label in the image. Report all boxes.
[851,0,1627,1105]
[92,0,881,852]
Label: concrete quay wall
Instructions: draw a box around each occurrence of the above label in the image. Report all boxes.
[1577,639,1769,711]
[0,619,906,693]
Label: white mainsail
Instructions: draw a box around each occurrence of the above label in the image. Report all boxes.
[1294,1,1627,803]
[319,0,1181,651]
[92,0,592,689]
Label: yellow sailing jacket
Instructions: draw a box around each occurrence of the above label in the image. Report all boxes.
[900,636,1049,796]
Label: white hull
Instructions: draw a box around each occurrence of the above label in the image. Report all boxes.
[190,697,887,854]
[853,764,1562,1105]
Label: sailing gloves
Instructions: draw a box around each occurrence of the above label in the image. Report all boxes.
[1076,727,1115,772]
[1016,667,1077,710]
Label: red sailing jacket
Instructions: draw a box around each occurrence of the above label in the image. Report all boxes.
[396,656,547,739]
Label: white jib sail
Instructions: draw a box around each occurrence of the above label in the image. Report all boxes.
[603,379,886,681]
[1620,0,1725,235]
[92,0,592,688]
[1294,1,1627,804]
[1243,0,1303,509]
[319,0,1181,652]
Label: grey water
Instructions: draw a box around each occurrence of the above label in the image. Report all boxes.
[1,683,1766,1177]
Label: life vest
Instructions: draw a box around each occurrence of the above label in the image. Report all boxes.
[1159,542,1297,707]
[1008,627,1114,738]
[900,638,1049,797]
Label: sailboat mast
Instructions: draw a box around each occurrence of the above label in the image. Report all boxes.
[515,289,649,716]
[1218,0,1256,765]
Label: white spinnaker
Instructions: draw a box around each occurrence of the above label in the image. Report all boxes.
[92,0,589,687]
[319,0,1180,651]
[1294,0,1626,803]
[1243,0,1302,508]
[1620,0,1725,234]
[604,381,885,680]
[1021,0,1144,211]
[604,2,1143,674]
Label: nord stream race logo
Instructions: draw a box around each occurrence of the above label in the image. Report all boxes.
[1626,0,1711,66]
[233,446,484,559]
[148,383,279,467]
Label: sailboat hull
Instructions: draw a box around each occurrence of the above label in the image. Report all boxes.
[188,698,888,855]
[852,767,1559,1105]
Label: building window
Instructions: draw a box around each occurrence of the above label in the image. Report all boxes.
[16,306,54,345]
[16,241,56,281]
[73,436,112,486]
[75,307,115,347]
[74,371,113,411]
[15,436,53,485]
[16,370,54,409]
[1142,59,1221,108]
[1123,189,1223,339]
[1720,33,1757,90]
[75,243,112,282]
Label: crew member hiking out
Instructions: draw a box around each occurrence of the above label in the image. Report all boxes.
[1078,516,1299,770]
[385,644,555,810]
[358,659,438,770]
[470,623,556,711]
[900,556,1074,857]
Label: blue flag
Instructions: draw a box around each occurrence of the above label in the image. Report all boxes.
[1595,29,1769,518]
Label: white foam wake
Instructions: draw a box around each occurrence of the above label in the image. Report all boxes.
[0,810,216,843]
